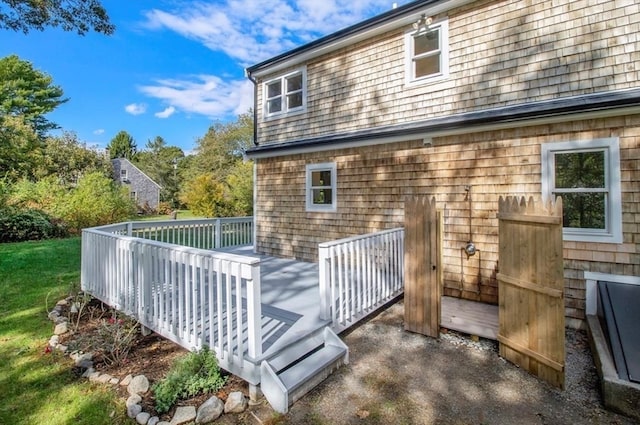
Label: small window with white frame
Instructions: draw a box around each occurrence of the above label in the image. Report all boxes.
[264,68,306,118]
[306,162,337,212]
[541,138,622,243]
[405,17,449,85]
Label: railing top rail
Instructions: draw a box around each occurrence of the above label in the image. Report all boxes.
[81,228,260,266]
[85,216,253,233]
[318,227,404,248]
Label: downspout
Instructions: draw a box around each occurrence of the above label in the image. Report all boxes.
[245,68,259,146]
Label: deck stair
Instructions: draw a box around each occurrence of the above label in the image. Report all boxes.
[259,326,348,413]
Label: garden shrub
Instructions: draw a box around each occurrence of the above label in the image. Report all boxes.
[0,208,67,242]
[152,346,227,414]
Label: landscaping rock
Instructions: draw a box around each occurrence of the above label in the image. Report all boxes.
[126,394,142,407]
[120,374,133,386]
[170,406,196,425]
[109,377,119,385]
[56,299,68,306]
[127,375,149,395]
[55,344,68,353]
[48,310,60,321]
[147,417,159,425]
[136,411,151,424]
[224,391,247,414]
[157,422,170,425]
[88,372,101,382]
[54,322,68,335]
[70,303,79,314]
[97,374,113,384]
[127,403,142,419]
[48,335,59,347]
[195,396,224,423]
[73,352,93,366]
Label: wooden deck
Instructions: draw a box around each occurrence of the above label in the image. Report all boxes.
[219,246,329,358]
[441,296,499,340]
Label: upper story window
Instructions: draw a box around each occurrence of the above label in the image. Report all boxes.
[404,18,449,86]
[306,162,337,212]
[120,169,128,182]
[264,68,306,119]
[541,138,622,243]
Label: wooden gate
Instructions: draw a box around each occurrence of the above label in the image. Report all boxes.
[404,196,442,338]
[497,196,565,388]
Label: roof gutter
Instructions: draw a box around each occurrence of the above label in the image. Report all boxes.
[245,69,259,146]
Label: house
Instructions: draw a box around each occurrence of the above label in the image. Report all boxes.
[111,158,161,212]
[245,0,640,331]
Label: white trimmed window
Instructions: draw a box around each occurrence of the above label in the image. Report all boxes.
[541,138,622,243]
[264,68,306,118]
[306,163,337,212]
[404,18,449,85]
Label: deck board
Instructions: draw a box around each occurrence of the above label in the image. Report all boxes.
[441,296,499,340]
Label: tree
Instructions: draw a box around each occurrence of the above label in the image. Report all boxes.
[179,173,228,218]
[134,136,184,206]
[107,130,137,160]
[57,171,135,232]
[225,160,253,216]
[37,131,109,185]
[0,115,41,181]
[190,111,253,178]
[0,55,67,137]
[0,0,115,35]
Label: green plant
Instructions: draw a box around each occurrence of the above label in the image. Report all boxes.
[0,207,67,242]
[152,346,227,414]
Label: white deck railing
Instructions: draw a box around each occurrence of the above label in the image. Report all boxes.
[318,228,404,332]
[108,217,253,250]
[81,217,262,378]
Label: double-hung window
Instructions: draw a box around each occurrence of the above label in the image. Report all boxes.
[405,18,449,85]
[306,163,337,212]
[541,138,622,243]
[264,68,306,118]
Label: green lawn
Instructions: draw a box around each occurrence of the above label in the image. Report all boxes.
[0,238,131,425]
[134,209,204,221]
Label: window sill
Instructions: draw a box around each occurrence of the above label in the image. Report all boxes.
[264,108,306,122]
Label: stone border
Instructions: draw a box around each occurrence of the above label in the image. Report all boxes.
[47,297,250,425]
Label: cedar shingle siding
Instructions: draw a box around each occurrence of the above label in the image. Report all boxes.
[112,158,161,211]
[248,0,640,327]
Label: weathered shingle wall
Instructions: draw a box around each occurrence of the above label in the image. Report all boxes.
[255,116,640,326]
[256,0,640,144]
[112,159,160,211]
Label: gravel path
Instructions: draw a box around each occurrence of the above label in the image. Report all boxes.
[279,300,636,425]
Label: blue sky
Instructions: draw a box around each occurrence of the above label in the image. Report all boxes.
[0,0,410,153]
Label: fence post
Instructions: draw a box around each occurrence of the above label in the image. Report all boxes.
[126,222,133,236]
[214,219,222,249]
[318,244,331,321]
[245,263,262,359]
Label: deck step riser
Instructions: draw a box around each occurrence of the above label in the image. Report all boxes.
[260,327,349,413]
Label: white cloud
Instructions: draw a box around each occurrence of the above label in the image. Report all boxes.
[143,0,402,64]
[139,76,253,119]
[93,129,105,135]
[125,103,147,115]
[155,106,177,119]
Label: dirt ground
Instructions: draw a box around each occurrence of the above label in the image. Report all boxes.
[63,298,637,425]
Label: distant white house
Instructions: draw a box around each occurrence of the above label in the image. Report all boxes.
[111,158,161,212]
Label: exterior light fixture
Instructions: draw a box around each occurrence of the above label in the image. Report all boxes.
[412,14,433,32]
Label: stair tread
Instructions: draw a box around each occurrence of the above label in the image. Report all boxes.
[267,335,324,372]
[278,344,346,392]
